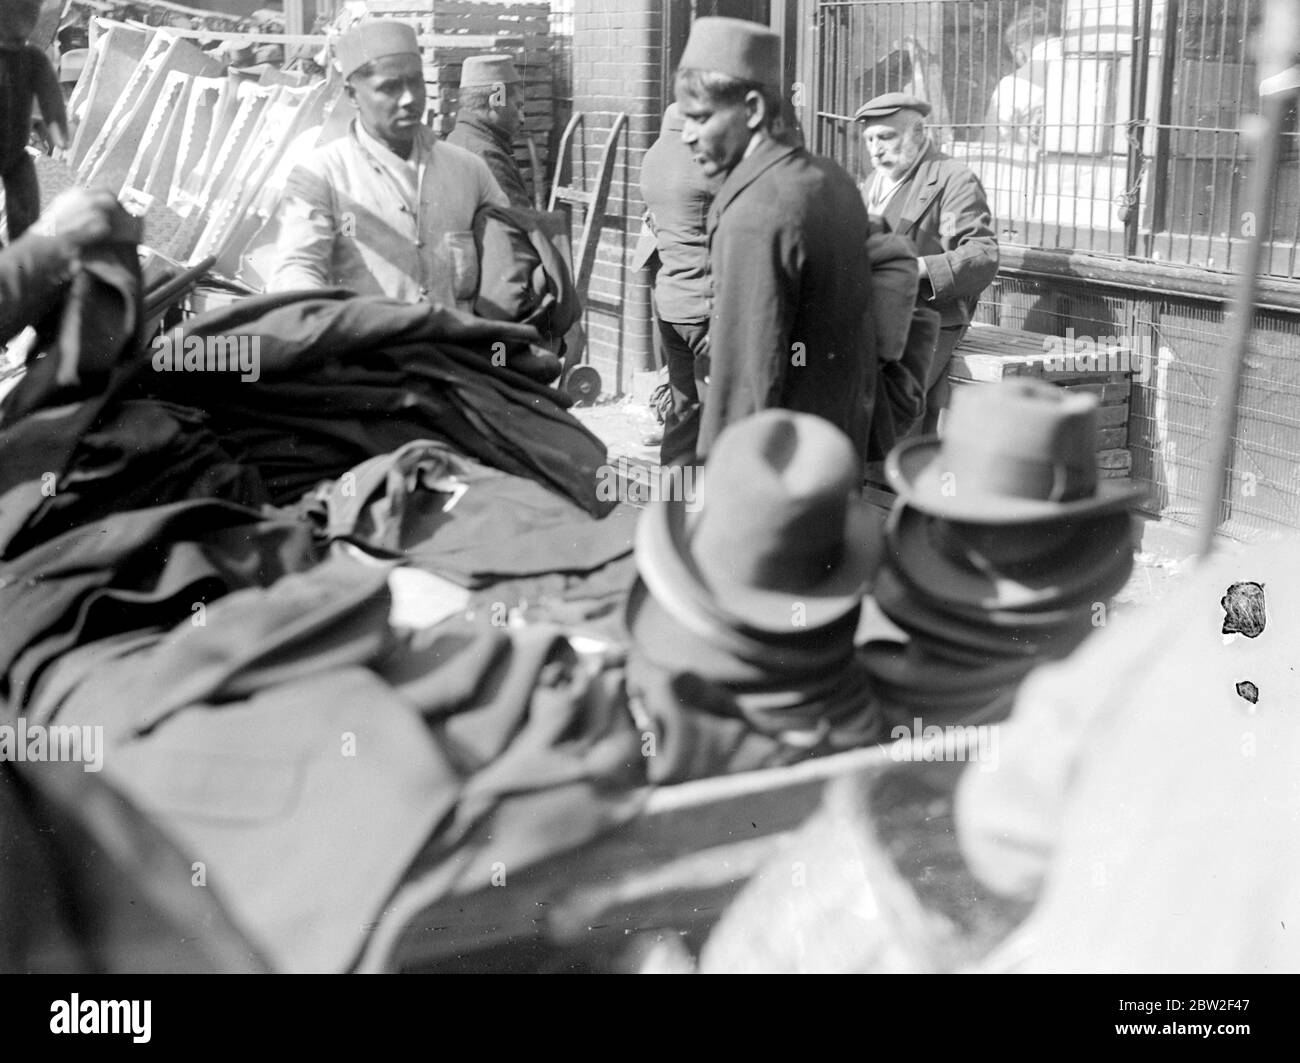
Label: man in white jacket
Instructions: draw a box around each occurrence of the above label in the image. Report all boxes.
[267,20,507,309]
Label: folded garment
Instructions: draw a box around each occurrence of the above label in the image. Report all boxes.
[321,440,635,587]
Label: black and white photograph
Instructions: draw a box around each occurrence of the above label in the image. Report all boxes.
[0,0,1293,1024]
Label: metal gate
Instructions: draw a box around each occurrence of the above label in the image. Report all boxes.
[796,0,1300,278]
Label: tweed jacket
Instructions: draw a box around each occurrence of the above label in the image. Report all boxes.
[871,142,999,329]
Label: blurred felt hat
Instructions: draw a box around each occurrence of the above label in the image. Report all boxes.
[886,378,1146,524]
[635,409,883,635]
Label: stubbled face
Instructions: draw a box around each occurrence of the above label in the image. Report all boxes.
[348,53,427,153]
[676,86,758,178]
[861,113,926,179]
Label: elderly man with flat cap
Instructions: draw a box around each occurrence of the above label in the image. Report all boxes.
[447,54,532,210]
[855,92,998,434]
[676,17,872,462]
[267,20,507,307]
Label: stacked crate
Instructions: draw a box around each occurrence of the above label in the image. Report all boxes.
[947,323,1134,481]
[364,1,554,204]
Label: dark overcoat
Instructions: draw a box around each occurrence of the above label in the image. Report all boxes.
[700,136,871,460]
[446,115,532,211]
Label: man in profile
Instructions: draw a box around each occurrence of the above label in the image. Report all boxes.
[676,17,872,461]
[447,54,532,210]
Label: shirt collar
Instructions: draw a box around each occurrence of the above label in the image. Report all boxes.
[354,119,431,171]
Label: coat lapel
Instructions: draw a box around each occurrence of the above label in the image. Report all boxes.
[707,136,800,237]
[896,145,944,236]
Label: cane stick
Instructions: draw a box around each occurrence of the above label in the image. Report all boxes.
[1194,0,1300,557]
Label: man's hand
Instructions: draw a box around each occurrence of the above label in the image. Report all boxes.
[31,188,121,251]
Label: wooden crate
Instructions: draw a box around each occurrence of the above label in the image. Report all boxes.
[949,323,1134,476]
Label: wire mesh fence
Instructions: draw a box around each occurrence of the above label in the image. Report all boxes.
[809,0,1300,279]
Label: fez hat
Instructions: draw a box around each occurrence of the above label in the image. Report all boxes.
[335,20,420,80]
[887,378,1146,523]
[678,16,781,88]
[460,53,521,87]
[854,92,932,122]
[635,410,883,634]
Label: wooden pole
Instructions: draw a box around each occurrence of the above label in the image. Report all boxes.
[1194,0,1300,557]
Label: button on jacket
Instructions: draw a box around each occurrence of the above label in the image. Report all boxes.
[267,121,508,309]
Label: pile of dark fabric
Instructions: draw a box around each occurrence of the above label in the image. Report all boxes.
[0,223,651,972]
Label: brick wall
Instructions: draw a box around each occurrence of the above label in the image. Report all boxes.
[571,0,663,396]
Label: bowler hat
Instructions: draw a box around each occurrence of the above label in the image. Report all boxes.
[335,20,420,80]
[636,410,883,634]
[678,16,781,88]
[460,54,521,87]
[854,92,932,122]
[887,378,1146,523]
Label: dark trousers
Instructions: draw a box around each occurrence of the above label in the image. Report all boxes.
[658,317,710,467]
[920,323,968,435]
[2,154,40,243]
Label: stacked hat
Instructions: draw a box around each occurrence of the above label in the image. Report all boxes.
[863,379,1145,724]
[624,411,887,774]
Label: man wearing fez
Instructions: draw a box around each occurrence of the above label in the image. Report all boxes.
[855,93,998,434]
[447,54,532,210]
[268,20,507,308]
[676,18,872,461]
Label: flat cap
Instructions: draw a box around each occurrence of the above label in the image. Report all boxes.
[853,92,932,121]
[678,16,781,88]
[460,54,521,87]
[335,20,420,80]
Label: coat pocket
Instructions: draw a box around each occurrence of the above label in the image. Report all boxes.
[444,230,480,302]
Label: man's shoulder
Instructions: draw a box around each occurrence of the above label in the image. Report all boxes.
[921,147,984,185]
[432,134,496,174]
[747,146,861,204]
